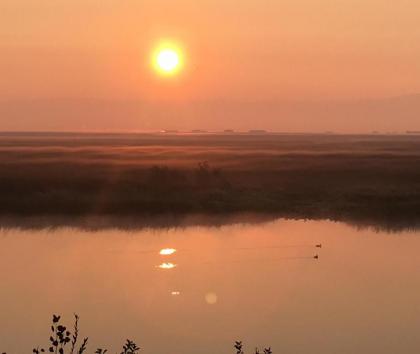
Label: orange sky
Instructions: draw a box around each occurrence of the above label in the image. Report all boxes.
[1,0,419,131]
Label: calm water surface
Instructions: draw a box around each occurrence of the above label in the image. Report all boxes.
[1,220,420,354]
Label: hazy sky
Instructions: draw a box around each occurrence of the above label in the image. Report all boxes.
[1,0,419,131]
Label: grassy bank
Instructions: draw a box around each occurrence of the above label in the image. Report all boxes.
[1,133,420,229]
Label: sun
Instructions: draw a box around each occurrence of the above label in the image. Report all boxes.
[152,42,183,76]
[157,50,179,72]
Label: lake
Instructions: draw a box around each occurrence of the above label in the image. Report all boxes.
[1,219,420,354]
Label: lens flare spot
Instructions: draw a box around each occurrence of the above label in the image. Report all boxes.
[205,292,218,305]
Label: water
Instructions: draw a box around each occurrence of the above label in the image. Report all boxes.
[1,219,420,354]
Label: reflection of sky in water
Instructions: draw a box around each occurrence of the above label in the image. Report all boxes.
[1,219,420,354]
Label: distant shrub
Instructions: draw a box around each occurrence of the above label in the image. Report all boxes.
[194,161,231,190]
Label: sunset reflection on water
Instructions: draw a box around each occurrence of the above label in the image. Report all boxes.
[159,248,177,256]
[157,262,177,269]
[1,220,420,354]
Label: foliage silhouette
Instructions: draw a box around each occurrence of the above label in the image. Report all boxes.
[234,341,273,354]
[234,341,244,354]
[1,315,140,354]
[1,314,273,354]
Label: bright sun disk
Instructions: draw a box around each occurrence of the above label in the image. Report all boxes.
[153,43,183,76]
[157,50,179,71]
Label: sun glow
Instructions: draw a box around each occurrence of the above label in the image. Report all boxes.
[152,42,183,76]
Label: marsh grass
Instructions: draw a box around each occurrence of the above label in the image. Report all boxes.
[1,133,420,229]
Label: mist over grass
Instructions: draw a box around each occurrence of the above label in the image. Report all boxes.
[1,132,420,230]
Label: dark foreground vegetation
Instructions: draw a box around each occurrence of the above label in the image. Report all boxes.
[1,132,420,230]
[1,314,270,354]
[2,314,140,354]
